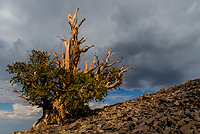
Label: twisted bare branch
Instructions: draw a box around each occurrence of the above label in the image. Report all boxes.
[11,88,36,105]
[106,65,136,89]
[67,8,79,27]
[78,18,86,29]
[50,49,63,67]
[80,44,95,52]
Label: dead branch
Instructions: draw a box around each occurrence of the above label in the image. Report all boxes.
[78,37,88,44]
[84,57,99,74]
[120,66,136,75]
[80,44,95,53]
[78,18,86,29]
[106,66,136,89]
[11,88,36,105]
[95,46,121,80]
[67,8,79,27]
[84,60,88,73]
[57,36,66,42]
[106,57,123,68]
[50,49,62,66]
[52,8,94,74]
[106,80,122,89]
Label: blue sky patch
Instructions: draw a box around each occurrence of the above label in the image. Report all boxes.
[94,88,159,106]
[0,102,14,112]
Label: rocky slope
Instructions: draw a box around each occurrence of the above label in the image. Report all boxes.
[12,78,200,134]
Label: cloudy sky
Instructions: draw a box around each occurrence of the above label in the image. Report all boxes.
[1,0,200,133]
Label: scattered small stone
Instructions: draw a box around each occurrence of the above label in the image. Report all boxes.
[11,78,200,134]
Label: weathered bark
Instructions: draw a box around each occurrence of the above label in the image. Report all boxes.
[51,8,95,75]
[11,88,36,105]
[11,88,70,128]
[32,107,59,128]
[10,8,135,130]
[32,99,69,128]
[51,8,135,91]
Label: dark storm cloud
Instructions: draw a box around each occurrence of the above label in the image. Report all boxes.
[110,1,200,90]
[1,0,200,94]
[0,0,118,106]
[2,1,200,132]
[0,0,117,68]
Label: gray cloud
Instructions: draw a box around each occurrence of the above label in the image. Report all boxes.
[1,0,200,101]
[110,1,200,90]
[1,1,200,132]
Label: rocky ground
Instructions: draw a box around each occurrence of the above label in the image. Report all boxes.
[12,78,200,134]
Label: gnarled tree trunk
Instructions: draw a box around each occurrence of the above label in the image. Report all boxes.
[8,8,135,130]
[32,99,68,128]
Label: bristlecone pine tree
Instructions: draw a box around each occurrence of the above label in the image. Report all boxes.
[6,8,135,128]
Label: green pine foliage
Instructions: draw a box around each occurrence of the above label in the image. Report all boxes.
[59,69,109,115]
[6,50,122,116]
[7,50,58,106]
[6,9,135,125]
